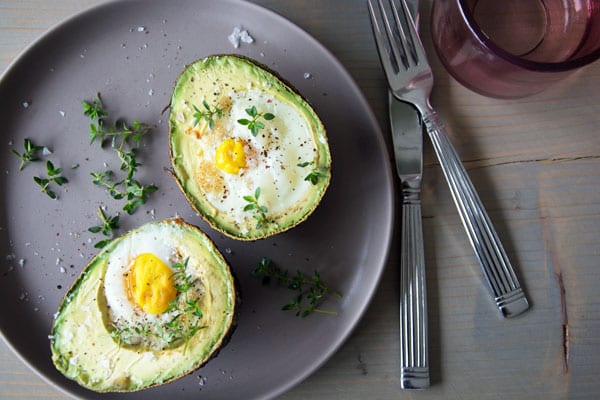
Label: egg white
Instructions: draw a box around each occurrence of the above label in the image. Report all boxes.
[103,224,180,326]
[191,88,316,227]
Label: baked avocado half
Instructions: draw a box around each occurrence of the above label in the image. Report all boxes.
[50,218,236,392]
[169,55,331,240]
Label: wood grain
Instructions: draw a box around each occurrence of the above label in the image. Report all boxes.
[2,0,600,399]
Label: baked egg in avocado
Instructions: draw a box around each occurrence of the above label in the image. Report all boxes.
[169,54,331,240]
[50,218,236,392]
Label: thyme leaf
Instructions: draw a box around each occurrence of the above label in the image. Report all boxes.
[297,161,328,185]
[237,105,275,136]
[243,187,271,229]
[11,138,44,171]
[33,161,69,199]
[193,100,223,130]
[82,95,108,121]
[88,207,120,248]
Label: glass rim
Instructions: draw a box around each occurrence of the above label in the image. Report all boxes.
[457,0,600,72]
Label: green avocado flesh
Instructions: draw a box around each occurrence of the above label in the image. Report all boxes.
[169,54,331,240]
[50,218,236,392]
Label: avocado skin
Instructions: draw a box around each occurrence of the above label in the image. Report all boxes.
[50,218,237,393]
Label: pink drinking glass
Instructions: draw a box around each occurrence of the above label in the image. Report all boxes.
[431,0,600,98]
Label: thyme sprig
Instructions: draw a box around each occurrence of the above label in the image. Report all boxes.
[110,258,206,351]
[243,187,271,229]
[237,105,275,136]
[83,93,153,148]
[90,165,157,215]
[33,161,68,199]
[91,171,123,199]
[13,139,70,198]
[11,138,44,170]
[193,100,223,130]
[82,95,108,121]
[252,257,342,318]
[165,259,206,350]
[83,93,158,214]
[87,207,120,249]
[170,260,205,319]
[297,161,328,185]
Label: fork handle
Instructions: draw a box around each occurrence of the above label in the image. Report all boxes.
[423,109,529,318]
[400,183,429,389]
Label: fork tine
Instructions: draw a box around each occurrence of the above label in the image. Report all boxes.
[377,0,410,70]
[396,0,428,66]
[367,0,398,81]
[387,0,415,68]
[369,0,426,79]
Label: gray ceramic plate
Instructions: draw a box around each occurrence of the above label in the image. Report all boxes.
[0,0,393,399]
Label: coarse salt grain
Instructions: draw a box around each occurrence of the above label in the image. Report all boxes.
[228,26,254,48]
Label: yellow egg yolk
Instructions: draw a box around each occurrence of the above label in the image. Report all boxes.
[124,253,177,315]
[215,138,246,174]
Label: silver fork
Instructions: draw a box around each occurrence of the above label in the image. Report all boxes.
[368,1,530,315]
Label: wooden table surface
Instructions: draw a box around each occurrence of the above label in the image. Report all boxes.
[2,0,600,399]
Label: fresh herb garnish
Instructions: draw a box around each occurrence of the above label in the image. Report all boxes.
[82,95,108,121]
[11,138,44,171]
[243,187,271,229]
[304,169,328,185]
[88,119,153,149]
[83,93,153,148]
[83,93,157,214]
[91,168,157,215]
[88,207,120,249]
[297,161,328,185]
[192,100,223,130]
[170,259,197,294]
[110,258,206,351]
[110,324,147,346]
[33,161,68,199]
[91,171,123,199]
[237,105,275,136]
[123,179,158,215]
[252,257,342,318]
[13,139,70,198]
[169,259,205,320]
[166,258,207,350]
